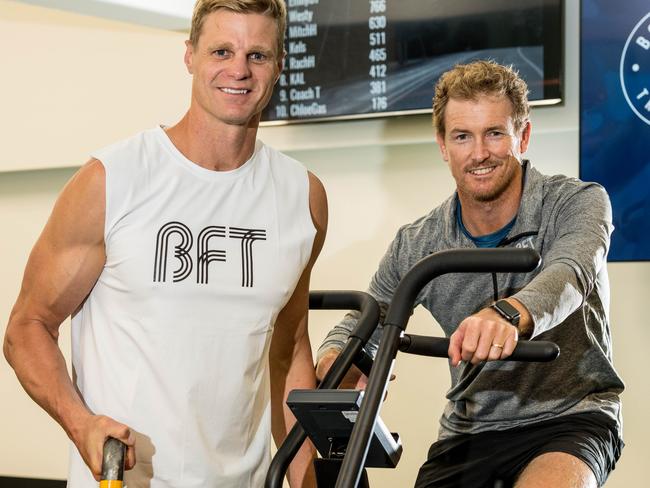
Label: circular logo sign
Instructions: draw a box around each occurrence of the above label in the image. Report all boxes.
[620,12,650,126]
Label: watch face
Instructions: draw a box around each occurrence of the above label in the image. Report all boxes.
[494,300,520,324]
[620,12,650,126]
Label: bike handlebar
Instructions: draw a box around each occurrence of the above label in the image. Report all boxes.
[335,248,544,488]
[265,290,381,488]
[399,334,559,362]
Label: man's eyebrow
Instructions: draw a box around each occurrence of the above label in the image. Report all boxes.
[203,42,274,57]
[248,45,275,55]
[205,41,234,52]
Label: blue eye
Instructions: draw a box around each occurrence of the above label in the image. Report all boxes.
[249,52,267,62]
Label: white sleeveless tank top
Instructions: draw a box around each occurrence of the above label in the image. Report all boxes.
[67,127,316,487]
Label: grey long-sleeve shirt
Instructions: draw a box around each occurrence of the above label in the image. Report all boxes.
[318,162,624,439]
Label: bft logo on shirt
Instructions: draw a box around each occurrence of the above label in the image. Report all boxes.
[153,221,267,286]
[514,236,535,250]
[620,11,650,125]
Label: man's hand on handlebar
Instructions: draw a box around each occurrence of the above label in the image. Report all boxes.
[73,413,136,481]
[316,348,368,390]
[448,307,520,367]
[316,348,396,391]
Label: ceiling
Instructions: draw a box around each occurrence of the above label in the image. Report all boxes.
[15,0,195,31]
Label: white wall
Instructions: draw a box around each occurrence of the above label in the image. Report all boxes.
[0,0,647,485]
[0,0,189,172]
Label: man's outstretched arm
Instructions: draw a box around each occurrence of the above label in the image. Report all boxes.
[269,171,327,488]
[3,159,135,480]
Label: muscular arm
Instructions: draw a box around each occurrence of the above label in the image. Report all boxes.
[269,171,327,488]
[3,159,135,479]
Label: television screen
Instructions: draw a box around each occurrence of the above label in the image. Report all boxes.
[261,0,563,124]
[580,0,650,261]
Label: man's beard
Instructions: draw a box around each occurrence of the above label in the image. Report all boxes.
[464,159,519,202]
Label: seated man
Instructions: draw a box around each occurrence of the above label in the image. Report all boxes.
[316,60,623,488]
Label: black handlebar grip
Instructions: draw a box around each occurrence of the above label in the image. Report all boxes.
[100,437,126,488]
[509,340,560,362]
[399,334,560,362]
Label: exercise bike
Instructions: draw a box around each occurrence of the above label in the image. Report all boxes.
[265,248,559,488]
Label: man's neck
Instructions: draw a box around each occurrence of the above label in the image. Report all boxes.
[458,175,523,237]
[164,110,259,172]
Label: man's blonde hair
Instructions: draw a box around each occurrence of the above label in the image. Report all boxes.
[189,0,287,58]
[433,60,530,136]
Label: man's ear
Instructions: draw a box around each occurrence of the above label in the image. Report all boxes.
[184,40,194,74]
[436,132,449,161]
[275,51,286,84]
[519,121,532,154]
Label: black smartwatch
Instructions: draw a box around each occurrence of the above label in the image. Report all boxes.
[491,299,520,326]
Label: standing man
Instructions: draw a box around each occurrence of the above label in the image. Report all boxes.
[317,61,623,487]
[4,1,324,487]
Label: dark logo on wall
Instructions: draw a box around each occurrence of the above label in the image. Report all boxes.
[620,11,650,125]
[153,221,267,286]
